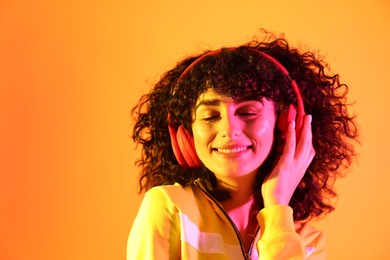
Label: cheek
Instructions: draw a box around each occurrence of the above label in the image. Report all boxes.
[251,118,276,146]
[192,124,210,150]
[253,116,276,134]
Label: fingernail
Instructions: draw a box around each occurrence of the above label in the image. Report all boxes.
[308,115,312,123]
[291,120,295,129]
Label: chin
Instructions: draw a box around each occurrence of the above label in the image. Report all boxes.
[213,167,258,179]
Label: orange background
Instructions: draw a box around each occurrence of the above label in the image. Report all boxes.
[1,0,389,259]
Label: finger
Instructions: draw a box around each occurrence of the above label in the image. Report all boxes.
[295,115,315,159]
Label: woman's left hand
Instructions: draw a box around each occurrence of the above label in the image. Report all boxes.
[261,115,316,207]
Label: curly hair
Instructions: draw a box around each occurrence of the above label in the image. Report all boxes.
[131,30,358,221]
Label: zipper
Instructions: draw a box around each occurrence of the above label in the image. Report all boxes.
[194,180,258,260]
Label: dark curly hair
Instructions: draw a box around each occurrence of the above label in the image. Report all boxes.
[131,30,358,221]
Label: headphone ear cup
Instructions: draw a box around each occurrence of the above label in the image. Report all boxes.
[277,104,297,136]
[276,104,297,155]
[176,126,202,167]
[168,124,188,167]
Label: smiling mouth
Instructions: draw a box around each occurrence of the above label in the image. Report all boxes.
[213,146,251,154]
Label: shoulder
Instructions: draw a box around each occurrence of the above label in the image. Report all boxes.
[133,184,194,227]
[143,184,197,211]
[295,221,325,244]
[295,221,327,258]
[147,183,195,200]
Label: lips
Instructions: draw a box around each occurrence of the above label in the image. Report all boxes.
[213,145,252,156]
[215,146,249,153]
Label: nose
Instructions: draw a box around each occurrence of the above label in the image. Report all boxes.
[220,112,242,138]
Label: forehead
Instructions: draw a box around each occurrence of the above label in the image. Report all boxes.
[196,89,233,105]
[195,89,274,108]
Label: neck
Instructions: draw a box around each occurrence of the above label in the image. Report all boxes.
[214,172,258,210]
[215,173,259,252]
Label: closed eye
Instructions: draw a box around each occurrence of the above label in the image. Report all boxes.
[202,115,220,122]
[236,111,259,119]
[238,112,257,116]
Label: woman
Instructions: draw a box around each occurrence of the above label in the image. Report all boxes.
[127,31,357,259]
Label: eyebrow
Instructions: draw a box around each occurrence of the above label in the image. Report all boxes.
[196,96,262,109]
[196,99,221,108]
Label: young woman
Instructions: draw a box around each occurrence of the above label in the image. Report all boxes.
[127,31,357,259]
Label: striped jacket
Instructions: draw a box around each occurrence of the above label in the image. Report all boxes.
[127,182,326,259]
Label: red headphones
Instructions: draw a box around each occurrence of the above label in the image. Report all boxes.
[168,48,305,168]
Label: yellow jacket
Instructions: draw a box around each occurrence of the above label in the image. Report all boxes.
[127,183,326,259]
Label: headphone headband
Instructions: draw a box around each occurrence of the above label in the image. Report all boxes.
[180,48,300,100]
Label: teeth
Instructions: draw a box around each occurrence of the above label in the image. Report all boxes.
[217,147,248,153]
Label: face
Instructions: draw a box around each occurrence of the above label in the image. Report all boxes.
[192,89,277,180]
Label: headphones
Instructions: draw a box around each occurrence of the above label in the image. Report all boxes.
[168,48,305,168]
